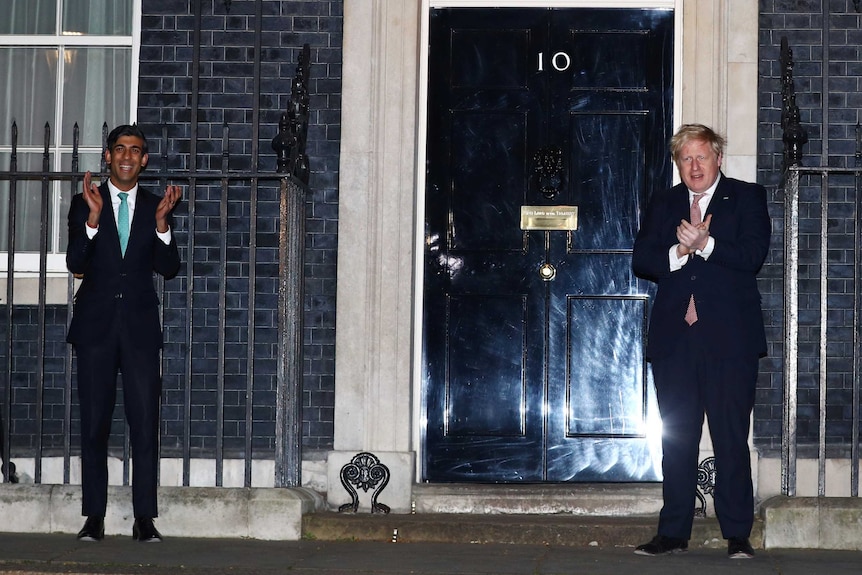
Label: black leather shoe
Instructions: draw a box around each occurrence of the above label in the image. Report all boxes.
[76,516,104,542]
[634,534,688,556]
[728,536,755,559]
[132,517,162,542]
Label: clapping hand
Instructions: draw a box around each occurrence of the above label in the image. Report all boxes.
[82,171,103,229]
[676,214,712,255]
[156,185,182,233]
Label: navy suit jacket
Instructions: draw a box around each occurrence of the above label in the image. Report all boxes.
[66,183,180,350]
[632,174,771,360]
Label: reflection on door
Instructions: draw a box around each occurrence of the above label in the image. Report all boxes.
[422,8,674,482]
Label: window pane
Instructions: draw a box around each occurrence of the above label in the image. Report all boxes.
[1,0,58,35]
[0,153,55,253]
[62,151,104,174]
[62,48,131,147]
[63,0,133,36]
[0,48,58,147]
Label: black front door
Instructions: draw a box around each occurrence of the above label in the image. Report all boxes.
[422,7,674,483]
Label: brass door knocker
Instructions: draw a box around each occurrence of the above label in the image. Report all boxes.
[533,146,564,199]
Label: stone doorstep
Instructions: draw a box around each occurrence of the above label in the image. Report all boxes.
[308,482,755,549]
[301,512,755,549]
[411,483,667,515]
[305,487,862,551]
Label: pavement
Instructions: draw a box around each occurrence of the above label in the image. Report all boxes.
[1,531,862,575]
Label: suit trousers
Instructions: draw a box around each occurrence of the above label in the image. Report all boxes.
[74,310,162,519]
[650,334,757,540]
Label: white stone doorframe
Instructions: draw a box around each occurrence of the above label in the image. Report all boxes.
[331,0,759,513]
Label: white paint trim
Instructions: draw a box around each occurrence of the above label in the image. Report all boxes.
[412,1,432,471]
[0,0,142,275]
[131,0,142,125]
[672,2,684,186]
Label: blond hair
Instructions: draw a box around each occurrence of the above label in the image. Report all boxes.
[669,124,725,162]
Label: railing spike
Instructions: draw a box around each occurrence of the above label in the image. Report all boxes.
[780,36,808,180]
[101,123,108,177]
[43,123,51,170]
[10,122,17,161]
[222,121,230,174]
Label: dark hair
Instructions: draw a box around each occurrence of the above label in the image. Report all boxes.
[106,124,149,156]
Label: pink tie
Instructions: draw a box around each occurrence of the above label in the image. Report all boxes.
[685,193,706,326]
[689,192,706,225]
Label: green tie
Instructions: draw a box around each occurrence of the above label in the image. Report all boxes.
[118,192,129,256]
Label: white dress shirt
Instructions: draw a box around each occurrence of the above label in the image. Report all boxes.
[669,173,720,271]
[85,180,172,245]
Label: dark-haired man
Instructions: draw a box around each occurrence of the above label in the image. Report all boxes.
[67,124,181,542]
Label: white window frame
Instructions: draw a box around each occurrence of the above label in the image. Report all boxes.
[0,0,141,277]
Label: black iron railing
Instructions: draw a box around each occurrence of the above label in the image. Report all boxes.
[0,42,311,489]
[781,37,862,497]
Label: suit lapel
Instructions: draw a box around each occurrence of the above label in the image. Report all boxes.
[673,184,690,221]
[704,174,735,220]
[127,189,157,258]
[99,184,118,233]
[97,184,124,260]
[128,190,141,251]
[702,174,740,241]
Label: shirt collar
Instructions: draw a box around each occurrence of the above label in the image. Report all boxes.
[107,179,139,204]
[688,172,721,199]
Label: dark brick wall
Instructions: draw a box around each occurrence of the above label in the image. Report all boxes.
[758,0,862,454]
[0,305,76,455]
[134,0,342,455]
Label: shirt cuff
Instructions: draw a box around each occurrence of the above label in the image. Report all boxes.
[695,236,715,260]
[669,245,687,272]
[85,224,98,239]
[156,227,172,245]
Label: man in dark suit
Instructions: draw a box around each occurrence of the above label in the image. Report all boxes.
[66,124,181,542]
[631,124,770,559]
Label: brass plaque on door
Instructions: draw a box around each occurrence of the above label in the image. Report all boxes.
[520,206,578,231]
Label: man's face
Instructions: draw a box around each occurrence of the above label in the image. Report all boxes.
[676,139,721,194]
[106,135,148,191]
